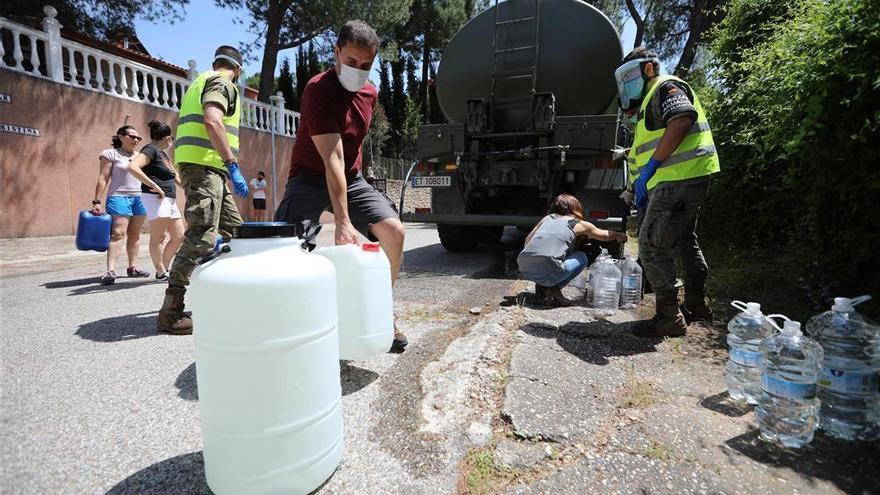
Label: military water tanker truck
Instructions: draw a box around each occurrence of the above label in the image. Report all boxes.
[400,0,630,253]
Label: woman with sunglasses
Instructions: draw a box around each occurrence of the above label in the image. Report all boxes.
[90,125,151,285]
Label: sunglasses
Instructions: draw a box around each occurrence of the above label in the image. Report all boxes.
[125,134,142,142]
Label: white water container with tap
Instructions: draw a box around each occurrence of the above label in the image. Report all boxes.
[190,222,343,494]
[315,242,394,360]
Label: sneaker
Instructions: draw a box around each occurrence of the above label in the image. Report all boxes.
[127,266,150,278]
[390,332,408,353]
[155,272,169,281]
[100,271,116,285]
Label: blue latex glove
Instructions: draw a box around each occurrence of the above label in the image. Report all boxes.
[227,162,249,198]
[634,157,662,210]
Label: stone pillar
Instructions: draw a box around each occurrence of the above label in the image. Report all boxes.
[269,91,285,133]
[41,6,63,83]
[187,59,198,80]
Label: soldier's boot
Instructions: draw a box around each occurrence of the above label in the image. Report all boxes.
[634,297,688,338]
[158,286,194,335]
[681,290,713,324]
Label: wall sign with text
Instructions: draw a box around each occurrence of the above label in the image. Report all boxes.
[0,123,40,137]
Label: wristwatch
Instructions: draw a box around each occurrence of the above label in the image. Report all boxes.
[223,158,237,166]
[92,200,101,205]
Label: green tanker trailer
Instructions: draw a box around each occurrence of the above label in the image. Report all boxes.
[401,0,630,253]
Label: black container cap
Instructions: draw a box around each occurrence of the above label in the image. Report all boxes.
[233,222,299,239]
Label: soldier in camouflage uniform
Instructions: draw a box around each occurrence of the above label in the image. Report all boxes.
[158,46,249,334]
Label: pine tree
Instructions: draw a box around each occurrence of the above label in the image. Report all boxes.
[277,57,297,111]
[405,56,420,109]
[295,45,308,107]
[307,41,321,79]
[401,97,423,160]
[390,54,406,157]
[379,60,392,115]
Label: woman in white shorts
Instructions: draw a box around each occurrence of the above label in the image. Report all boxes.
[128,120,184,281]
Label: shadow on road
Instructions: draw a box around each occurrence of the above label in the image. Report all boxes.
[500,290,565,310]
[106,451,210,494]
[76,312,159,342]
[176,363,198,401]
[43,276,160,295]
[521,320,660,366]
[174,361,378,402]
[340,361,379,396]
[69,281,156,296]
[725,429,880,494]
[699,391,753,417]
[400,227,525,281]
[42,277,100,289]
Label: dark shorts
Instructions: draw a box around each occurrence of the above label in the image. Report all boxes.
[252,198,267,210]
[274,172,398,238]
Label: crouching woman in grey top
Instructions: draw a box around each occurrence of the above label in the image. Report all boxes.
[518,194,627,306]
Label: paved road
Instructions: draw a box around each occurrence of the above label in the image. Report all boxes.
[0,224,524,494]
[3,225,878,494]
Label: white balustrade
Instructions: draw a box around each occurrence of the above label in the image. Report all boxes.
[1,10,299,136]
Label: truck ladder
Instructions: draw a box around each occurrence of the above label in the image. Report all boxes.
[490,0,541,100]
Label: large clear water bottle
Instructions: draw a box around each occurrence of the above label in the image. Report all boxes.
[592,255,621,314]
[806,295,879,441]
[618,255,643,309]
[756,319,824,448]
[568,264,589,301]
[586,249,610,306]
[726,301,775,404]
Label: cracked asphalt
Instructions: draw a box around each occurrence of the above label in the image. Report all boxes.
[2,226,878,494]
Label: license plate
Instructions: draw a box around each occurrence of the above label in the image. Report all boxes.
[412,176,451,187]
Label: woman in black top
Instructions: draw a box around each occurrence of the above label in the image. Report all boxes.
[127,120,184,281]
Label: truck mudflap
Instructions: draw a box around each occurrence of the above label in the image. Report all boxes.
[400,212,625,230]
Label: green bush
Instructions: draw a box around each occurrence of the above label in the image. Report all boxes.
[699,0,880,312]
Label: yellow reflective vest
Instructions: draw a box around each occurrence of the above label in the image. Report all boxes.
[627,75,720,189]
[174,71,241,172]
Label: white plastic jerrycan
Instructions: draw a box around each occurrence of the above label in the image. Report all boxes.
[315,242,394,360]
[190,222,343,495]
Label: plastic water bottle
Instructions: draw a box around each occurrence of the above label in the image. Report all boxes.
[618,255,642,309]
[756,319,824,448]
[191,223,344,494]
[726,301,775,404]
[585,249,610,306]
[592,255,621,314]
[806,295,880,441]
[315,243,394,360]
[75,210,111,252]
[568,266,589,301]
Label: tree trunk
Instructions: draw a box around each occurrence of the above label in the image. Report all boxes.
[258,0,285,103]
[624,0,645,49]
[674,0,707,78]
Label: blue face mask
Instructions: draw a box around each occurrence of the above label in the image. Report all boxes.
[614,57,659,112]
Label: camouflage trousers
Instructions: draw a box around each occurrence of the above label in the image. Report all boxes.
[638,179,709,304]
[168,163,243,288]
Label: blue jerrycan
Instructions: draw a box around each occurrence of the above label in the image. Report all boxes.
[75,210,111,252]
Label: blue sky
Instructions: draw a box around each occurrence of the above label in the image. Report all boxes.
[135,0,638,84]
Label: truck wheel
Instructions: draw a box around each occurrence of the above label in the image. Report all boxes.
[479,226,505,244]
[438,224,479,252]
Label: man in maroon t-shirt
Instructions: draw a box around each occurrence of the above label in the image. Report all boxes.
[275,20,408,353]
